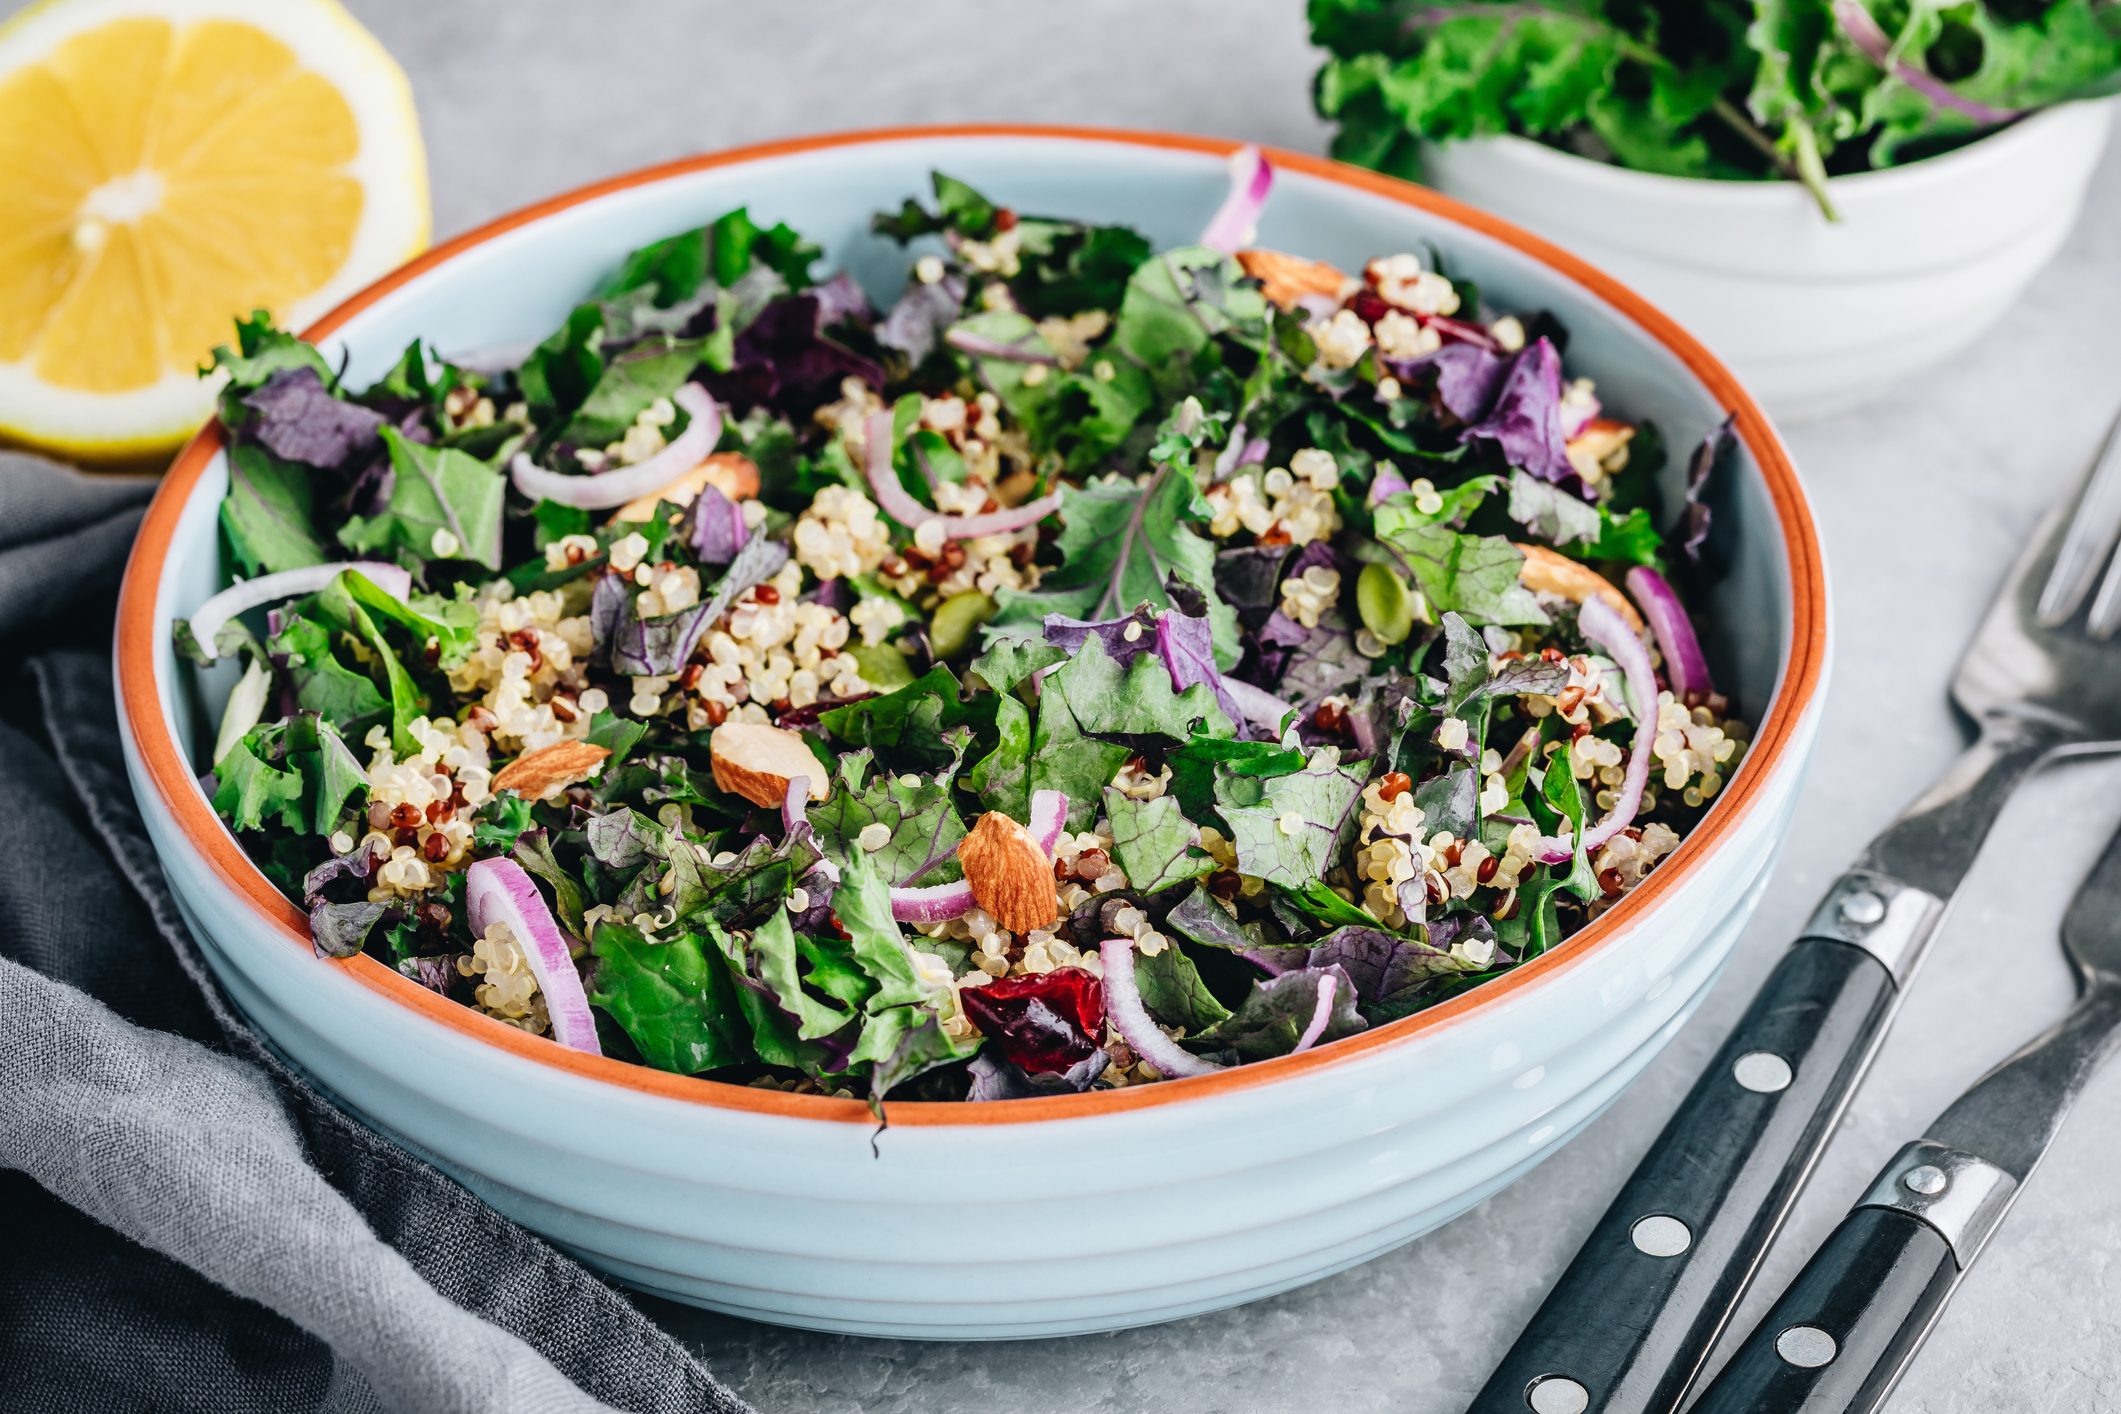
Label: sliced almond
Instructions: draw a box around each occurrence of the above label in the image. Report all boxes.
[956,810,1060,935]
[1236,248,1352,309]
[710,721,828,810]
[491,740,611,799]
[1514,543,1644,634]
[608,452,762,525]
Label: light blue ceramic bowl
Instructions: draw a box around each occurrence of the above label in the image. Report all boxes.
[117,126,1829,1339]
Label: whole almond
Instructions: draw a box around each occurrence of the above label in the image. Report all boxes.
[710,721,828,810]
[1514,543,1645,634]
[609,452,762,525]
[491,740,611,798]
[956,810,1060,935]
[1236,248,1352,309]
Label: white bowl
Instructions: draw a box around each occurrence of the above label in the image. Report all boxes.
[1421,103,2114,420]
[116,125,1829,1339]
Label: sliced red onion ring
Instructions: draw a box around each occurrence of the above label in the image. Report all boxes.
[1292,973,1337,1054]
[1027,790,1067,854]
[510,383,723,511]
[1560,390,1602,440]
[889,791,1072,923]
[780,775,811,837]
[464,857,601,1054]
[1833,0,2022,124]
[889,880,976,925]
[1625,565,1713,700]
[860,410,1062,539]
[1201,145,1274,253]
[1294,292,1340,325]
[1212,421,1268,479]
[1532,592,1658,866]
[1368,466,1412,506]
[187,561,410,661]
[1420,313,1502,352]
[1223,678,1297,733]
[1100,938,1221,1078]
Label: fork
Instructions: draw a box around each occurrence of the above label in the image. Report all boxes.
[1689,811,2121,1410]
[1468,410,2121,1414]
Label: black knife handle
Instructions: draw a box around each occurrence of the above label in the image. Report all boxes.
[1686,1205,1959,1414]
[1467,936,1898,1414]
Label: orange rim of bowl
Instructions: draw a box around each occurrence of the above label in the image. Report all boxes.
[116,123,1826,1127]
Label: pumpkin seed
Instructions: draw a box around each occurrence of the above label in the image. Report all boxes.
[1356,562,1415,646]
[929,590,998,660]
[845,642,917,690]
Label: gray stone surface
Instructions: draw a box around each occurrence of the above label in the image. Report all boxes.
[353,3,2121,1407]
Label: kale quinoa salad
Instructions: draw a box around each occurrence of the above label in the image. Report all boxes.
[178,151,1748,1106]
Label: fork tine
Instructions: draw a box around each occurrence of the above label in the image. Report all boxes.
[2088,542,2121,639]
[2037,404,2121,627]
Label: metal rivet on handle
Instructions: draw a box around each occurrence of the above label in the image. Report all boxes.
[1733,1051,1793,1093]
[1776,1326,1838,1368]
[1527,1375,1591,1414]
[1630,1214,1692,1257]
[1903,1164,1948,1196]
[1839,890,1886,926]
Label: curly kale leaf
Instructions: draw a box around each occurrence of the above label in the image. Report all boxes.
[1215,749,1369,889]
[809,748,969,888]
[338,428,506,571]
[1103,787,1214,894]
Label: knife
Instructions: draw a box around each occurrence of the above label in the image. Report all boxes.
[1689,815,2121,1411]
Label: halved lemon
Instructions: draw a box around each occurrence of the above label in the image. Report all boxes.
[0,0,428,462]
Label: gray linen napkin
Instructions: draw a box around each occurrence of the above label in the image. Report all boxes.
[0,452,757,1414]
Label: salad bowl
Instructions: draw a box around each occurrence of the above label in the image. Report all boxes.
[1420,101,2114,421]
[117,125,1827,1339]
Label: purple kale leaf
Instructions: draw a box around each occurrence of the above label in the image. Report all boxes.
[1458,338,1578,488]
[809,271,876,331]
[707,292,884,417]
[685,482,748,566]
[1386,341,1510,424]
[1214,543,1294,615]
[300,841,402,958]
[877,270,969,364]
[1307,924,1466,1020]
[1254,607,1370,712]
[243,367,388,469]
[592,536,788,676]
[1182,964,1366,1062]
[397,954,459,995]
[1042,602,1250,733]
[966,1048,1110,1100]
[1680,414,1735,564]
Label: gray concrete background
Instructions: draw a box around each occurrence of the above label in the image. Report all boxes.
[147,1,2121,1407]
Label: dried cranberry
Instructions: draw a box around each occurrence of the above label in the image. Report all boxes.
[959,967,1103,1075]
[1348,288,1392,323]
